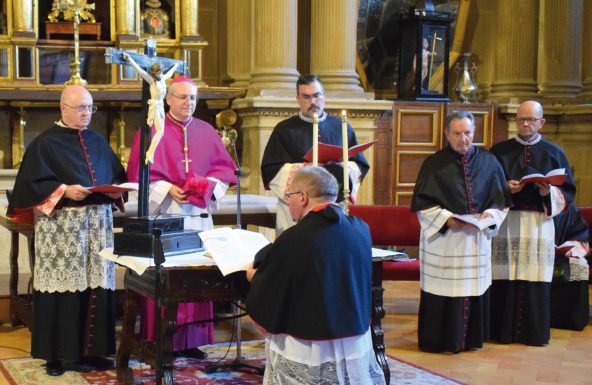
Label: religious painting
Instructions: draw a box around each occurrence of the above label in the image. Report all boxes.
[357,0,466,98]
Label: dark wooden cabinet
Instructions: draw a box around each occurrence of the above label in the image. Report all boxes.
[374,101,502,205]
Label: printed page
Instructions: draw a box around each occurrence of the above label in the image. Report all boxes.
[452,214,496,230]
[198,227,269,276]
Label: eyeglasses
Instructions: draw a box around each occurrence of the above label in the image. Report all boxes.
[169,93,198,102]
[512,117,542,124]
[63,104,97,113]
[283,191,304,200]
[298,92,324,102]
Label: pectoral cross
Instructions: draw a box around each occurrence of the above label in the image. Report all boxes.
[105,39,186,217]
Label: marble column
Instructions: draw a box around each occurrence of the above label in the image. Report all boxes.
[489,0,538,102]
[580,0,592,100]
[468,0,494,101]
[309,0,364,94]
[12,0,34,37]
[538,0,583,100]
[226,0,252,87]
[248,0,299,96]
[115,0,137,36]
[180,0,199,37]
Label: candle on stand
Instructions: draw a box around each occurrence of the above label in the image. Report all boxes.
[312,112,319,166]
[18,108,26,162]
[341,110,349,204]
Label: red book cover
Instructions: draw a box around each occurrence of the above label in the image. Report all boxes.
[303,140,377,163]
[87,183,138,194]
[518,168,567,186]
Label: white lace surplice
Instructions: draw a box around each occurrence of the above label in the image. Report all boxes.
[492,186,565,283]
[263,328,386,385]
[34,204,115,293]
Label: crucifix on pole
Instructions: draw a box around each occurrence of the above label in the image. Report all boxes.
[105,39,185,217]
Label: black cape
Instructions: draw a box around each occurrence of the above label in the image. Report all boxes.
[246,205,372,340]
[490,137,576,212]
[550,203,590,330]
[554,203,590,245]
[411,146,512,214]
[261,115,370,199]
[8,125,127,217]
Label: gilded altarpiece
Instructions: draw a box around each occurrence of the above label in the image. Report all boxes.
[0,0,242,170]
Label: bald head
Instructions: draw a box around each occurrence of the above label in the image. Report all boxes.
[515,100,545,141]
[60,85,93,130]
[518,100,544,117]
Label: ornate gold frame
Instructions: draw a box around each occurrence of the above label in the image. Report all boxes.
[356,0,472,95]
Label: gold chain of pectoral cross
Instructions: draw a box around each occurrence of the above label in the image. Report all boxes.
[168,114,193,173]
[182,127,192,173]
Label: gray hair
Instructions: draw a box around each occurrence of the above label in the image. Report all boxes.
[291,166,338,203]
[445,111,475,132]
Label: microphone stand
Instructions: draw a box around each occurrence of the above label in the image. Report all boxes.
[205,133,264,375]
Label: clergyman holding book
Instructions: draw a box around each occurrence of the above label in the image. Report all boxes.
[411,111,511,353]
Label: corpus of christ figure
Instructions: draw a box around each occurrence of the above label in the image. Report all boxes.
[123,53,178,164]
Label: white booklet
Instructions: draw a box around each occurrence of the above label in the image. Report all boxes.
[198,227,270,276]
[371,247,413,261]
[452,214,496,230]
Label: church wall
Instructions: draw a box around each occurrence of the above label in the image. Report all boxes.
[463,0,592,206]
[199,0,227,86]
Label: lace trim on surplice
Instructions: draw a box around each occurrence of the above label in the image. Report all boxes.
[33,204,115,293]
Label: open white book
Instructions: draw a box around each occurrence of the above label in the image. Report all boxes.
[198,227,270,276]
[371,247,413,261]
[452,214,496,230]
[518,168,566,186]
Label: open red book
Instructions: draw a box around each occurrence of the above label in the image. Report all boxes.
[87,182,138,194]
[518,168,566,186]
[303,140,377,163]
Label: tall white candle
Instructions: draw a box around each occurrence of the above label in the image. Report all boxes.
[312,112,319,166]
[341,110,349,197]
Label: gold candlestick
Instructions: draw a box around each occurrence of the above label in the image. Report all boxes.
[118,108,127,168]
[55,0,97,86]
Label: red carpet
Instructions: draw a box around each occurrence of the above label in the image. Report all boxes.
[0,341,465,384]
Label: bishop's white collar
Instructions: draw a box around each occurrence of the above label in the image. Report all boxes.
[299,111,327,123]
[514,133,542,146]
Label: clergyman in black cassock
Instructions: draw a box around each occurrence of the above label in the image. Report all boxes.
[246,166,385,385]
[490,100,576,346]
[260,74,369,234]
[411,111,511,353]
[8,85,127,376]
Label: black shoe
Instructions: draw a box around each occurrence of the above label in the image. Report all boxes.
[45,360,65,376]
[174,348,208,359]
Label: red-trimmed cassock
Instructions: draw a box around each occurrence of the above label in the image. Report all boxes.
[490,134,576,346]
[411,145,511,353]
[8,122,127,362]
